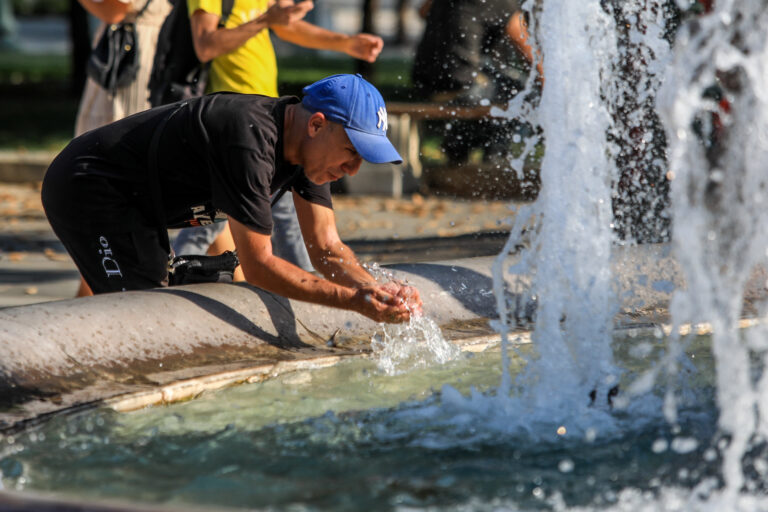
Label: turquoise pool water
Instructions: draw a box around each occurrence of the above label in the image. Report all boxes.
[1,332,754,511]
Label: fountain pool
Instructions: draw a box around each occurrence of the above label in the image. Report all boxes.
[0,330,739,511]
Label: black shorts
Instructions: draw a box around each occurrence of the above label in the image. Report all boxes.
[47,221,170,294]
[42,142,170,294]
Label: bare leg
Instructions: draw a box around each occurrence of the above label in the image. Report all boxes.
[76,275,93,297]
[207,224,245,282]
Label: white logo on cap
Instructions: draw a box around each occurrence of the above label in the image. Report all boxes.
[377,106,388,132]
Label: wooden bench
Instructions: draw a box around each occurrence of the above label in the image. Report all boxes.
[386,102,501,120]
[387,102,505,183]
[348,102,510,198]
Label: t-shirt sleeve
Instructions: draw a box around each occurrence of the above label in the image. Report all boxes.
[210,145,275,235]
[292,172,333,210]
[187,0,221,17]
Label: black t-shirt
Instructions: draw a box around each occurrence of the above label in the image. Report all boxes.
[45,93,331,234]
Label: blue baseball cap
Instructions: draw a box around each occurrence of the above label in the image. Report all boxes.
[302,74,402,165]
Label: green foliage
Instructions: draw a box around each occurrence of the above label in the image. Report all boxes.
[276,55,414,100]
[11,0,68,16]
[0,52,416,150]
[0,82,76,151]
[0,52,69,86]
[0,52,74,150]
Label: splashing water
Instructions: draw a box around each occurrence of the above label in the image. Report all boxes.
[364,261,460,375]
[656,0,768,504]
[404,0,768,499]
[486,0,768,506]
[462,0,630,434]
[372,315,460,376]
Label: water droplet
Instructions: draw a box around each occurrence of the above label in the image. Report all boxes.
[671,437,698,454]
[558,458,574,472]
[651,438,668,453]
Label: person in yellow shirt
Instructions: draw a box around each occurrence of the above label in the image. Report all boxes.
[172,0,384,276]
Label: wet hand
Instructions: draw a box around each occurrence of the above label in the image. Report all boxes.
[380,281,423,317]
[353,285,413,324]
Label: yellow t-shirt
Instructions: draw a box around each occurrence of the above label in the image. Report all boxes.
[188,0,279,97]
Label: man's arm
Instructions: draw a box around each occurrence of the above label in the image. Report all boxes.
[293,193,423,315]
[189,0,313,63]
[77,0,130,24]
[293,191,377,287]
[228,216,417,323]
[506,10,544,79]
[271,21,383,62]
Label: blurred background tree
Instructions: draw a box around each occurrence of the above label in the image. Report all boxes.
[11,0,68,15]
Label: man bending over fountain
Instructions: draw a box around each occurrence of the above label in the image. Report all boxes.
[41,74,422,324]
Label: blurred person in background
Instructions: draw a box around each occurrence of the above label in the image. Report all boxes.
[73,0,172,296]
[412,0,542,166]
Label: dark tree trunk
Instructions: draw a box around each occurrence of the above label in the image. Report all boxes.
[69,0,91,97]
[604,0,673,243]
[395,0,408,45]
[355,0,378,81]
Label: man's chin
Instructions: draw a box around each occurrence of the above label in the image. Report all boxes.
[307,170,342,185]
[320,174,342,185]
[306,173,327,185]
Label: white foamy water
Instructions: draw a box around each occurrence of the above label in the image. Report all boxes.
[657,0,768,502]
[372,315,461,376]
[409,0,768,504]
[484,0,626,430]
[480,0,768,507]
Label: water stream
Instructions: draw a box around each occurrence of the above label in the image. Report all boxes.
[656,0,768,505]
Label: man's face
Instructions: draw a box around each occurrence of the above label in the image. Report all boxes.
[302,118,363,185]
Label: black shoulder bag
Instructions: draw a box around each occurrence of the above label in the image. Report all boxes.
[87,0,152,96]
[148,0,235,107]
[169,251,240,285]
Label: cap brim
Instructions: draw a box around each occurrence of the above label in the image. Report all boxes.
[345,127,403,165]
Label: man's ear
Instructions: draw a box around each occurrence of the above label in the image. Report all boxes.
[307,112,327,137]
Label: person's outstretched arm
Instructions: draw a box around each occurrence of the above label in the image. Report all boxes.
[77,0,130,24]
[294,193,422,316]
[189,0,314,63]
[507,10,544,80]
[228,215,420,323]
[271,21,383,62]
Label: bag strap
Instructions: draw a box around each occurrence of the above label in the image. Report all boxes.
[135,0,153,19]
[221,0,235,26]
[270,165,303,207]
[148,103,186,256]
